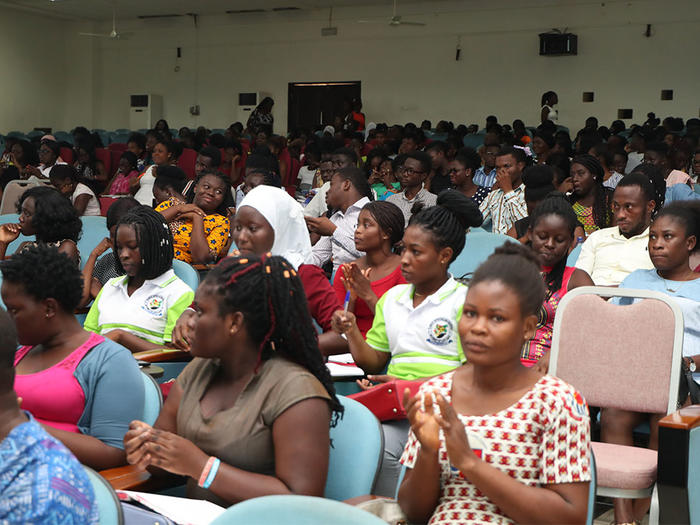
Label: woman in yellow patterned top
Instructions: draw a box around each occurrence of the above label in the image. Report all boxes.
[155,171,233,264]
[567,154,613,237]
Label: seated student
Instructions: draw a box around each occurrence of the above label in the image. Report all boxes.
[425,141,451,195]
[576,173,656,286]
[612,148,629,177]
[174,185,346,356]
[448,148,491,207]
[386,151,438,227]
[49,165,101,216]
[156,171,233,265]
[22,140,65,180]
[152,166,188,208]
[235,150,281,206]
[0,186,81,265]
[644,141,689,181]
[398,243,591,525]
[195,146,222,178]
[568,154,614,237]
[603,202,700,524]
[133,139,182,205]
[479,146,529,234]
[105,151,140,195]
[80,197,140,307]
[373,156,402,200]
[124,255,343,507]
[0,139,38,196]
[589,143,624,189]
[297,144,321,194]
[532,129,555,164]
[143,129,161,166]
[307,167,372,274]
[127,132,148,172]
[331,191,483,496]
[73,140,108,195]
[84,206,194,353]
[305,148,358,218]
[1,245,144,470]
[332,201,406,338]
[473,139,500,188]
[520,194,593,368]
[0,309,98,523]
[220,139,243,186]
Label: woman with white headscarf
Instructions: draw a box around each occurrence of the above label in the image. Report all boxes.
[172,185,347,355]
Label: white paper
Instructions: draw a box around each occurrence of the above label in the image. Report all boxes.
[326,362,364,378]
[117,490,226,525]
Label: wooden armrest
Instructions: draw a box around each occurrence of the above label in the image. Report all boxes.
[100,464,185,492]
[133,348,191,363]
[659,405,700,430]
[343,494,392,506]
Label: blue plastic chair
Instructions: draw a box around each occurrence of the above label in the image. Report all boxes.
[210,495,387,525]
[6,131,26,140]
[26,130,43,140]
[78,216,110,270]
[566,243,583,266]
[325,395,384,500]
[140,370,163,426]
[83,466,123,525]
[462,133,485,149]
[449,230,513,279]
[172,259,200,291]
[54,131,74,145]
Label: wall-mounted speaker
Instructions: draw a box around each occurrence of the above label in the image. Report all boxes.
[539,33,578,56]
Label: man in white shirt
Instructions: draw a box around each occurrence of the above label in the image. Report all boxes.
[306,167,371,273]
[304,148,357,218]
[479,146,528,234]
[386,151,437,226]
[576,173,656,286]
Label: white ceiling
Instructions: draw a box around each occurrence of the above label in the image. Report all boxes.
[3,0,424,20]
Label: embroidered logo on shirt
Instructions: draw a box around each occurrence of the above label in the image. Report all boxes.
[142,294,165,317]
[426,317,454,346]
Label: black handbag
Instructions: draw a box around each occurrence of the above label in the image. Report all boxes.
[678,358,700,407]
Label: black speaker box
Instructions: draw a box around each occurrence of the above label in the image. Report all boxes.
[539,33,578,56]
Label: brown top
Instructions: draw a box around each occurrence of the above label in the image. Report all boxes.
[176,355,331,505]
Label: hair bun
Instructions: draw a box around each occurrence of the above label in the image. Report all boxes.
[435,190,484,230]
[493,241,540,267]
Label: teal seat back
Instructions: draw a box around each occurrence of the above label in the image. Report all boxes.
[450,230,513,279]
[141,371,163,426]
[83,466,123,525]
[325,396,383,500]
[172,259,199,291]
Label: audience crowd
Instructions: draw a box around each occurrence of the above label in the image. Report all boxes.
[1,97,700,524]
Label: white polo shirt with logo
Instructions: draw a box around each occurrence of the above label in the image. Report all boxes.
[365,276,467,380]
[84,269,194,345]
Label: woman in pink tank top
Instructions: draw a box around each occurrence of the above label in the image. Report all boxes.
[520,194,594,369]
[2,244,145,470]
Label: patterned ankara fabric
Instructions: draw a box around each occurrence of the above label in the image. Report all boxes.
[155,198,230,264]
[0,414,98,523]
[571,201,597,236]
[401,373,591,525]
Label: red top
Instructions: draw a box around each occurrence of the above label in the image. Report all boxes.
[332,263,406,337]
[298,264,341,332]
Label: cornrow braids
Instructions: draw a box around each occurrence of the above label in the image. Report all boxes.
[409,190,483,263]
[206,254,344,426]
[114,205,174,280]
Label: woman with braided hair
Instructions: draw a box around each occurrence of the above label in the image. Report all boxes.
[124,254,343,506]
[567,154,613,237]
[84,206,194,353]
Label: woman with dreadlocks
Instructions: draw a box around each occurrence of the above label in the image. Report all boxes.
[124,254,343,506]
[84,206,194,353]
[567,154,613,237]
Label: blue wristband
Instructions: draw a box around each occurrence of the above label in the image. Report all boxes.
[202,458,220,489]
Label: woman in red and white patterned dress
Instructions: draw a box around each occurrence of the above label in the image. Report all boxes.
[398,243,591,525]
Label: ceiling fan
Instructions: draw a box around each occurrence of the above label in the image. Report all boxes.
[79,8,133,39]
[358,0,426,27]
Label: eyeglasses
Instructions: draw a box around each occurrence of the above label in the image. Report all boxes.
[399,167,425,176]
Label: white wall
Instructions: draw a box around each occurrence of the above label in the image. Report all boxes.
[3,0,700,134]
[0,6,94,132]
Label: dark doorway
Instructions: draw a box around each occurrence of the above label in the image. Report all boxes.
[287,81,361,133]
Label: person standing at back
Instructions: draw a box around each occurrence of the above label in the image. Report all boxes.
[0,309,98,523]
[541,91,558,123]
[478,146,528,234]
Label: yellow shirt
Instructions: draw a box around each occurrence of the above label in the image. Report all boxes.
[155,199,230,264]
[575,226,653,286]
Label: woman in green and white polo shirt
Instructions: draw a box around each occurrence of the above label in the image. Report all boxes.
[332,190,483,496]
[84,206,194,353]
